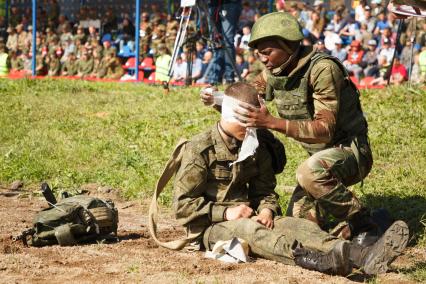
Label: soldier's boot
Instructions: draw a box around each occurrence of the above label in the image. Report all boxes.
[293,241,353,276]
[349,220,409,275]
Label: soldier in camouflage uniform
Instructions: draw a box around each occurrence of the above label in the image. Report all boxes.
[202,12,380,244]
[105,48,124,80]
[61,52,78,76]
[47,53,61,76]
[178,82,408,276]
[76,50,94,78]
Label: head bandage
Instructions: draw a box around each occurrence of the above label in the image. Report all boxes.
[221,95,259,165]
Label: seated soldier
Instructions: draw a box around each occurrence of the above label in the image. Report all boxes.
[165,82,409,276]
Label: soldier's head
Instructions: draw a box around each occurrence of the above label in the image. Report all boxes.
[249,12,303,75]
[220,82,260,141]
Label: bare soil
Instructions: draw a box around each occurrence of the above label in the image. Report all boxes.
[0,187,424,284]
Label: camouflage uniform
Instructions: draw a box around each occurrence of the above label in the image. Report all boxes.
[174,125,342,264]
[47,56,61,76]
[77,56,94,77]
[61,58,78,76]
[249,13,373,232]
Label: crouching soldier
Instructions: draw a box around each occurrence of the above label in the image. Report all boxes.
[151,82,409,277]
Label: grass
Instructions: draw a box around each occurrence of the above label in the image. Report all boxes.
[0,78,425,246]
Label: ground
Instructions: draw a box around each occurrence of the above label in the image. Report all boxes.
[0,186,424,284]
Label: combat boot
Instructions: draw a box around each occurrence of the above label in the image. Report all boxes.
[293,241,353,276]
[349,220,409,275]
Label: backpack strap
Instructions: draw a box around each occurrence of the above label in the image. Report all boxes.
[148,138,204,250]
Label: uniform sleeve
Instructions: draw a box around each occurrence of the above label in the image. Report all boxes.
[248,147,280,216]
[285,59,342,144]
[173,148,226,228]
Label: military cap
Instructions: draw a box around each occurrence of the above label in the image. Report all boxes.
[249,12,304,48]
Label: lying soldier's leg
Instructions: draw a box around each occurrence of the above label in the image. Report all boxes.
[203,217,342,265]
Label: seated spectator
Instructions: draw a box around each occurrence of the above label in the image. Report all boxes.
[35,52,47,76]
[105,48,124,79]
[155,44,172,83]
[331,38,347,62]
[419,47,426,79]
[9,50,23,74]
[0,43,10,76]
[195,40,207,60]
[239,1,257,29]
[339,14,360,44]
[379,27,396,48]
[315,40,330,55]
[74,26,87,44]
[343,40,365,81]
[378,38,395,65]
[235,53,249,80]
[246,52,264,82]
[362,39,380,77]
[16,24,28,52]
[400,39,415,71]
[390,56,408,85]
[117,17,135,54]
[46,53,61,76]
[411,53,424,84]
[324,24,341,51]
[238,25,252,55]
[197,51,214,84]
[87,26,100,43]
[77,50,94,78]
[6,27,18,52]
[360,5,377,33]
[305,11,324,41]
[172,55,187,82]
[357,23,373,47]
[61,52,78,76]
[374,10,389,37]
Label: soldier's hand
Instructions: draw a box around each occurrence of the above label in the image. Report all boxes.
[234,95,275,128]
[225,204,254,221]
[200,85,217,106]
[253,208,274,229]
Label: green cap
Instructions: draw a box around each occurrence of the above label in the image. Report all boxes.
[249,12,304,48]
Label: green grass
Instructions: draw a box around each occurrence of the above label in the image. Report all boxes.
[0,78,425,248]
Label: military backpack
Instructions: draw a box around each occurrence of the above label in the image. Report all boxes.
[17,195,118,247]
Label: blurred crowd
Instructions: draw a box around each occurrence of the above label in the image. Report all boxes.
[0,0,425,86]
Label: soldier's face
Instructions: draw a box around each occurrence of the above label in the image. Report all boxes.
[221,120,246,141]
[256,40,289,71]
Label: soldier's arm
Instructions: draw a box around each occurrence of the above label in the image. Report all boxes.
[278,59,342,144]
[248,146,280,216]
[174,147,226,228]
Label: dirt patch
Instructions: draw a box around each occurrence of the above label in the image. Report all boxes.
[0,194,423,283]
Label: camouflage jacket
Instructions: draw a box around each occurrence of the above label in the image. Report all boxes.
[251,45,366,147]
[174,124,280,235]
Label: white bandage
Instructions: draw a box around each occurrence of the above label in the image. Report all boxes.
[221,95,259,164]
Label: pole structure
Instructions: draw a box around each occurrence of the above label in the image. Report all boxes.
[268,0,273,13]
[134,0,141,81]
[5,0,9,28]
[167,0,172,15]
[31,0,37,76]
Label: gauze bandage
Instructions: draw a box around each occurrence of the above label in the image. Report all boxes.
[221,95,259,164]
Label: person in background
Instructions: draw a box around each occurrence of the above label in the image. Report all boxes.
[61,51,78,76]
[362,39,380,78]
[360,5,376,34]
[46,52,61,76]
[0,43,10,76]
[238,25,252,57]
[197,51,214,84]
[172,55,187,83]
[331,38,347,62]
[155,44,172,83]
[378,38,395,65]
[389,56,407,85]
[315,40,330,55]
[246,52,263,82]
[76,50,94,78]
[235,53,249,80]
[6,27,18,53]
[344,40,365,81]
[239,1,256,29]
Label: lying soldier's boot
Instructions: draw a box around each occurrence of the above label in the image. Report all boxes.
[350,220,409,275]
[293,241,352,276]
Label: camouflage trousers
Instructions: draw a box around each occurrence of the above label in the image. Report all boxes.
[203,216,341,265]
[286,136,373,232]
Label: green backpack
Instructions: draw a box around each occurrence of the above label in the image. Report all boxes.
[18,195,119,247]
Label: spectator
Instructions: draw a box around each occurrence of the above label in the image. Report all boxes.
[400,39,415,70]
[315,40,330,55]
[378,37,395,65]
[197,50,214,84]
[410,53,424,84]
[324,24,341,51]
[87,26,100,43]
[390,56,408,85]
[16,24,28,52]
[360,5,377,33]
[105,48,124,79]
[329,11,347,34]
[117,17,135,53]
[343,40,365,81]
[46,53,61,76]
[339,14,360,43]
[6,27,18,52]
[354,0,368,23]
[9,50,23,74]
[374,10,389,37]
[357,23,373,47]
[9,7,21,27]
[246,53,263,81]
[239,1,257,29]
[305,11,324,40]
[77,50,94,78]
[61,52,78,76]
[155,44,172,83]
[362,39,380,77]
[235,53,249,80]
[379,27,396,48]
[275,0,286,12]
[74,26,87,45]
[172,55,187,82]
[195,41,207,60]
[418,47,426,79]
[239,25,252,53]
[48,0,60,25]
[0,43,10,76]
[331,38,347,62]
